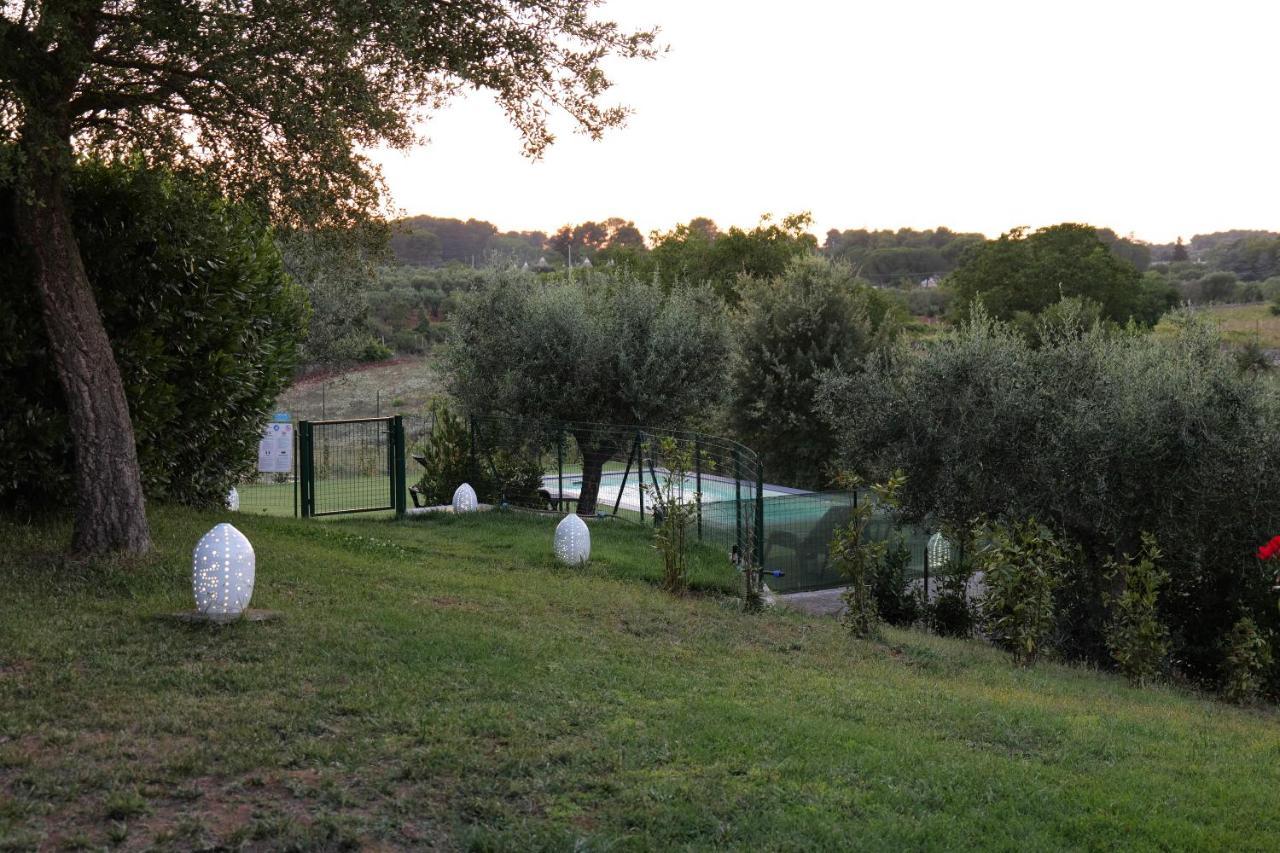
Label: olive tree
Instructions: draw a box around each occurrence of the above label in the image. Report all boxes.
[728,256,895,489]
[0,0,657,555]
[447,271,730,515]
[818,308,1280,682]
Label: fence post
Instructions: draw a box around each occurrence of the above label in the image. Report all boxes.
[612,432,640,518]
[299,420,313,518]
[469,415,478,480]
[733,448,743,560]
[755,462,765,571]
[292,420,299,519]
[694,438,702,542]
[923,535,930,602]
[637,430,645,523]
[392,415,406,519]
[557,426,564,509]
[647,435,662,500]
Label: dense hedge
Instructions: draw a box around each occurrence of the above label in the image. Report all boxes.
[0,157,307,512]
[819,306,1280,688]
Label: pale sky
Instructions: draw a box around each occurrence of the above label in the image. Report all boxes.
[371,0,1279,245]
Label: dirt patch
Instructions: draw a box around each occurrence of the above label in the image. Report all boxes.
[0,658,33,680]
[427,595,485,612]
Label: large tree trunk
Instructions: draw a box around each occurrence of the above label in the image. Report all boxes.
[14,136,152,556]
[573,439,615,518]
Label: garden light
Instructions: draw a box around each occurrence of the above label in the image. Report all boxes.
[928,532,954,570]
[452,482,478,513]
[554,513,591,566]
[192,523,255,619]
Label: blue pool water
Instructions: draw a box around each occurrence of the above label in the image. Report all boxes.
[542,470,792,510]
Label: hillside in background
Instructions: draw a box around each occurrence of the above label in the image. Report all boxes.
[389,215,546,267]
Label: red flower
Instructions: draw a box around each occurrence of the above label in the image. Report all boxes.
[1259,535,1280,561]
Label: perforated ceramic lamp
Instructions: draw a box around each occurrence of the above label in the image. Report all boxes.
[452,482,478,513]
[554,514,591,566]
[192,523,256,618]
[927,532,954,571]
[225,487,240,512]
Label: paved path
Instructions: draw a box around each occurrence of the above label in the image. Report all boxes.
[774,586,847,617]
[774,572,987,619]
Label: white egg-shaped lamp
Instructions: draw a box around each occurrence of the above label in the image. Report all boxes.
[554,513,591,566]
[226,486,240,512]
[927,531,954,571]
[452,482,478,513]
[192,523,256,619]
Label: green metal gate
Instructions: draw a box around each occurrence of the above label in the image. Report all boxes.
[299,416,406,518]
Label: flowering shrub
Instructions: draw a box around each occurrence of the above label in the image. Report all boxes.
[1261,535,1280,601]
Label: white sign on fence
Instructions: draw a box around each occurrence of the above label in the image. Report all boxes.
[257,421,294,473]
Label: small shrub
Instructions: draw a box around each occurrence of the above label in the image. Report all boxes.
[412,402,542,507]
[1104,533,1170,686]
[928,567,975,638]
[487,449,544,508]
[643,438,698,595]
[925,534,975,638]
[1234,338,1272,375]
[1222,616,1273,704]
[412,402,480,506]
[831,472,905,638]
[104,788,147,820]
[977,518,1066,665]
[389,329,427,355]
[360,339,394,362]
[873,535,919,626]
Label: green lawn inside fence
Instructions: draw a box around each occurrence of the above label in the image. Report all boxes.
[3,507,1280,849]
[239,473,919,591]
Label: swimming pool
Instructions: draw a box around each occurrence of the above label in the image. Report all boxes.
[541,469,795,511]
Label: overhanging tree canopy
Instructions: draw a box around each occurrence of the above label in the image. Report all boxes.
[0,0,657,554]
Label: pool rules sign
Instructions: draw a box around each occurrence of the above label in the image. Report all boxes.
[257,418,294,473]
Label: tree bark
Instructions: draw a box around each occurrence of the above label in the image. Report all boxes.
[573,440,615,517]
[14,136,152,556]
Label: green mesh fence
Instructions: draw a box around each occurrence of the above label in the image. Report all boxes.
[298,416,406,517]
[466,415,765,572]
[235,401,941,596]
[755,490,934,593]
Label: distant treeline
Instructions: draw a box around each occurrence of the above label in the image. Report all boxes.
[352,214,1280,365]
[389,215,546,267]
[1149,231,1280,281]
[392,214,1280,283]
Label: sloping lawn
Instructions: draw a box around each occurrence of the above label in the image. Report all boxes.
[1,508,1279,850]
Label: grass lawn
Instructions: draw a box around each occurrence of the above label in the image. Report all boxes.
[2,509,1279,850]
[1155,302,1280,349]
